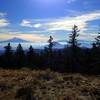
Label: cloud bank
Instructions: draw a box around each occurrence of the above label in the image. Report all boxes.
[0,33,48,42]
[44,11,100,31]
[0,10,100,42]
[20,10,100,32]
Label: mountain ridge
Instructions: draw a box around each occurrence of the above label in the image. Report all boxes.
[0,37,30,43]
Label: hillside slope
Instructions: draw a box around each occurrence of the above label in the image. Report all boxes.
[0,69,99,100]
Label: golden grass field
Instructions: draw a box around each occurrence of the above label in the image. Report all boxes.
[0,68,100,100]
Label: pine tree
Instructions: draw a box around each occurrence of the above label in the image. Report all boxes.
[48,36,53,52]
[44,36,54,68]
[68,25,80,72]
[3,43,14,68]
[69,25,80,48]
[90,43,99,66]
[15,43,25,68]
[92,30,100,70]
[27,45,36,68]
[95,33,100,48]
[95,29,100,60]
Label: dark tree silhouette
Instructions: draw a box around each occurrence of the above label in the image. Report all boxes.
[94,29,100,62]
[48,36,53,52]
[95,33,100,48]
[3,43,14,68]
[68,25,80,72]
[27,45,37,68]
[15,43,25,68]
[89,30,100,73]
[69,25,80,48]
[43,36,54,69]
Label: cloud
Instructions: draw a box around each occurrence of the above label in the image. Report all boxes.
[0,12,9,27]
[21,11,100,32]
[67,0,77,4]
[77,33,98,41]
[0,32,98,42]
[43,10,100,32]
[33,23,42,28]
[20,20,32,27]
[0,19,9,27]
[20,19,42,28]
[0,12,7,17]
[19,10,100,41]
[18,34,48,42]
[0,32,48,42]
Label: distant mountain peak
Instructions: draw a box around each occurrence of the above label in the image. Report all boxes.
[0,37,30,43]
[12,37,19,39]
[45,41,64,49]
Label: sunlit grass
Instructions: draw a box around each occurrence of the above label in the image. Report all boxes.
[0,68,100,100]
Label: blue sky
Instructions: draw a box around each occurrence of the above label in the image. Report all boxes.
[0,0,100,42]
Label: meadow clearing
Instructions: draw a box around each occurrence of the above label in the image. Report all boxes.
[0,69,100,100]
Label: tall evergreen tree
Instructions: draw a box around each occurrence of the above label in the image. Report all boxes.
[95,29,100,60]
[48,36,53,52]
[90,30,100,73]
[3,43,14,68]
[90,43,99,66]
[44,36,54,68]
[68,25,80,72]
[15,43,25,68]
[27,45,37,68]
[95,30,100,48]
[69,25,80,48]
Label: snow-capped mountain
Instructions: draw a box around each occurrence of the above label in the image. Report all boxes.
[45,41,64,49]
[0,37,30,43]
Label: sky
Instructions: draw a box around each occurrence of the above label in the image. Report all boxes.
[0,0,100,42]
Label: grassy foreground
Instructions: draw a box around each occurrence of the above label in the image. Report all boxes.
[0,69,100,100]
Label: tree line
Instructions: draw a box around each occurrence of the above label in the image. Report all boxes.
[0,25,100,74]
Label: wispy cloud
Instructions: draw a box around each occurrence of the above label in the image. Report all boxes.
[0,32,48,42]
[44,11,100,31]
[77,32,98,41]
[67,0,77,4]
[0,12,7,18]
[20,10,100,32]
[19,10,100,41]
[20,20,32,27]
[33,23,42,28]
[0,12,9,27]
[0,19,9,27]
[18,34,48,42]
[20,19,42,28]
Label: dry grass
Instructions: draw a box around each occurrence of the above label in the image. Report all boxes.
[0,68,100,100]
